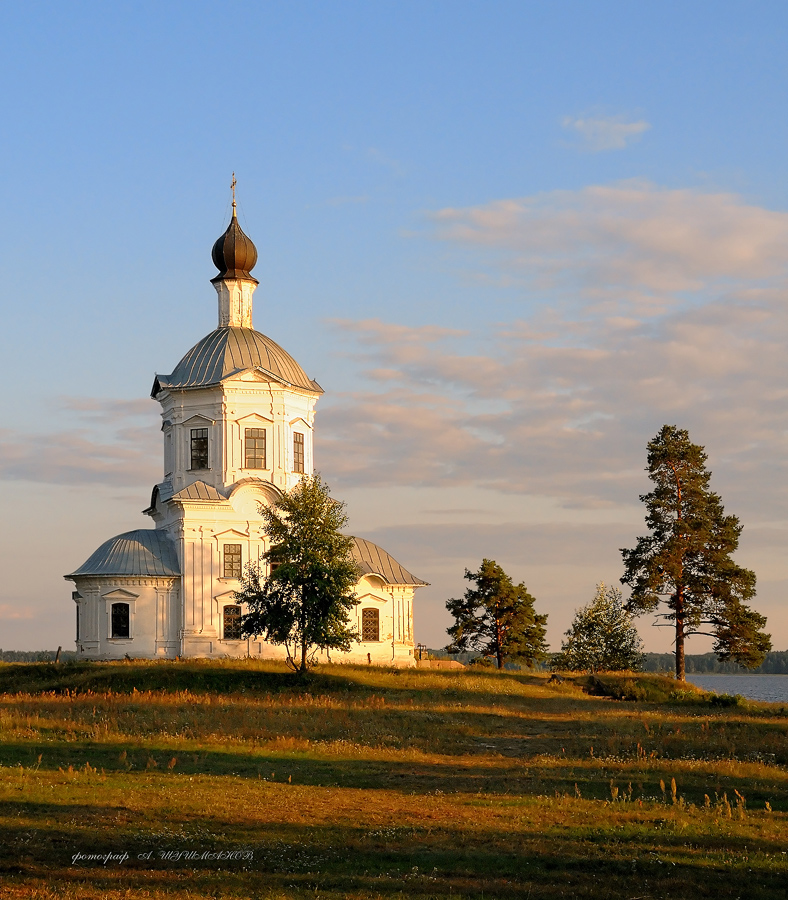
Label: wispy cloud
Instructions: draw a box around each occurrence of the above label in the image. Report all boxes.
[429,182,788,314]
[322,291,788,517]
[365,147,404,176]
[562,114,651,151]
[0,603,35,621]
[0,397,160,487]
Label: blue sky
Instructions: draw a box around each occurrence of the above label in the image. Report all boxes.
[2,1,787,653]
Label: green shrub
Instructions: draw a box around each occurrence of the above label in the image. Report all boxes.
[710,692,746,708]
[469,656,494,668]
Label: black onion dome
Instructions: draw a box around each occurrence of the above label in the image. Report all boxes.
[211,211,258,283]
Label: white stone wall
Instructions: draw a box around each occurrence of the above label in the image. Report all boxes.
[165,495,416,666]
[71,577,180,659]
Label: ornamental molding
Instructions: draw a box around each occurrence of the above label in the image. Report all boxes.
[70,576,179,591]
[101,588,140,601]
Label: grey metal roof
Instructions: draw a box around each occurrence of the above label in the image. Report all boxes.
[152,327,322,396]
[67,529,181,578]
[66,529,423,585]
[351,537,427,586]
[143,481,175,515]
[170,481,225,502]
[156,481,175,502]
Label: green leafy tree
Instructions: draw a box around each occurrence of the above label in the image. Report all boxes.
[237,474,360,674]
[446,559,548,669]
[554,583,644,673]
[621,425,770,681]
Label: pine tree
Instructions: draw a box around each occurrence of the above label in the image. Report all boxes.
[236,474,360,674]
[621,425,770,681]
[554,583,644,673]
[446,559,548,669]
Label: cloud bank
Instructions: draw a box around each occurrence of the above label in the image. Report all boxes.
[0,398,160,488]
[319,183,788,524]
[429,182,788,314]
[7,183,788,533]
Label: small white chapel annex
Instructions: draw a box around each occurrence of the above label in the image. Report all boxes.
[65,194,426,665]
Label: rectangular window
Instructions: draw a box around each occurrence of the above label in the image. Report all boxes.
[190,428,209,470]
[76,606,80,641]
[111,603,130,639]
[223,605,242,640]
[293,432,305,473]
[223,544,242,578]
[362,608,380,642]
[244,428,266,469]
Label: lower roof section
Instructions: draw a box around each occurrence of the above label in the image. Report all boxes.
[65,529,426,587]
[66,529,180,579]
[351,536,427,586]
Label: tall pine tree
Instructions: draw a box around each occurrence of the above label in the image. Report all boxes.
[446,559,548,669]
[621,425,770,681]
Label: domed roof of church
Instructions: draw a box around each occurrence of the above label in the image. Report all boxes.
[152,326,322,396]
[67,529,180,578]
[211,209,258,283]
[351,537,427,585]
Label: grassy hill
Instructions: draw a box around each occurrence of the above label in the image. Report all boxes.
[1,659,787,899]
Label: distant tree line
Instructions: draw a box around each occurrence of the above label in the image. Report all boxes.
[0,650,78,663]
[642,651,788,675]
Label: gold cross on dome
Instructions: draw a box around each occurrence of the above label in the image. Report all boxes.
[231,173,237,210]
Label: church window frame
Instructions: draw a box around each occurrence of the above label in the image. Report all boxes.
[110,603,131,639]
[223,604,243,641]
[361,608,380,642]
[244,427,266,469]
[293,432,305,474]
[223,544,243,579]
[190,427,209,470]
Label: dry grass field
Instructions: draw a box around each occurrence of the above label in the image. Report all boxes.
[0,659,786,899]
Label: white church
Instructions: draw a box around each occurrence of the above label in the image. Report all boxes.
[65,196,426,666]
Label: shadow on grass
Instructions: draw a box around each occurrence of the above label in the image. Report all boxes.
[1,814,787,899]
[2,740,787,807]
[0,660,727,721]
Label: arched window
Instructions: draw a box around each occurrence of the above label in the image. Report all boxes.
[223,605,242,640]
[362,608,380,642]
[111,603,130,639]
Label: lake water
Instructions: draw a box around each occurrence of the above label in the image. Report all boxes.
[686,674,788,703]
